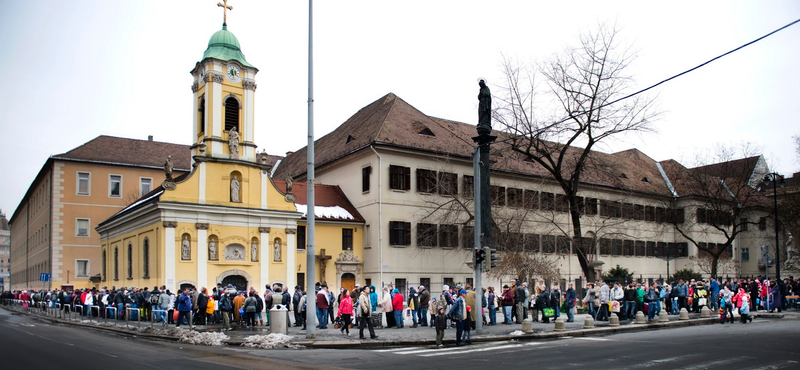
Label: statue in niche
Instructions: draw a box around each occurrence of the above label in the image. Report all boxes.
[230,176,240,202]
[251,240,258,262]
[208,238,217,260]
[273,239,281,262]
[225,244,245,261]
[228,126,240,159]
[181,235,191,260]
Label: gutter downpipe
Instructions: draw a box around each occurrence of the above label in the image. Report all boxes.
[369,145,383,286]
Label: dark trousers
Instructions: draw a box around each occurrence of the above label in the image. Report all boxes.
[176,310,191,327]
[294,306,302,326]
[677,297,688,311]
[455,319,465,344]
[359,314,376,338]
[386,311,396,327]
[341,314,352,334]
[246,311,256,327]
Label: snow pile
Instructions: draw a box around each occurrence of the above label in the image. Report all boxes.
[240,333,299,349]
[178,330,230,346]
[510,330,525,336]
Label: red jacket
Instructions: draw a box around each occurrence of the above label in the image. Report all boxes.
[316,290,330,309]
[338,296,353,316]
[392,293,404,311]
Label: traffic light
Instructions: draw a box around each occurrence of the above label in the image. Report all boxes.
[483,246,497,272]
[474,248,486,265]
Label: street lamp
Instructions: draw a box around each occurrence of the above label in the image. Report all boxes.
[763,173,784,280]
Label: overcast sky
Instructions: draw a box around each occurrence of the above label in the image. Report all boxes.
[1,1,799,218]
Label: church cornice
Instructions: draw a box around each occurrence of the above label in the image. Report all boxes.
[192,155,272,172]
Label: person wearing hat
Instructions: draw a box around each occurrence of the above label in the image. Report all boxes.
[418,285,430,326]
[407,286,420,328]
[500,284,514,324]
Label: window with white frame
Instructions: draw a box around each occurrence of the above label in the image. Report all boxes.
[76,218,90,237]
[77,172,90,195]
[140,177,152,196]
[109,175,122,197]
[76,260,89,277]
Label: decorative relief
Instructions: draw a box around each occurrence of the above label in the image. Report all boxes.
[191,82,199,93]
[336,250,360,263]
[258,227,271,233]
[224,244,246,261]
[243,80,257,91]
[211,74,224,84]
[284,193,297,202]
[163,221,178,228]
[285,228,297,235]
[196,223,209,230]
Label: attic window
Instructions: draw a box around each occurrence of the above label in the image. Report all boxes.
[641,177,649,183]
[524,157,534,163]
[346,135,356,144]
[418,127,435,137]
[620,173,628,179]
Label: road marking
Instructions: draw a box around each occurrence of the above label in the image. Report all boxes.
[741,360,799,370]
[640,354,701,368]
[572,337,612,341]
[418,342,546,357]
[672,356,753,370]
[20,323,35,327]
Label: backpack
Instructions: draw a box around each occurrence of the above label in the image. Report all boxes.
[150,293,160,305]
[219,295,232,312]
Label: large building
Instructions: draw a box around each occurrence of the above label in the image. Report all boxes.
[94,20,365,294]
[9,137,191,290]
[0,211,9,291]
[273,93,790,290]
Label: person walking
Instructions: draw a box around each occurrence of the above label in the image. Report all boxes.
[358,287,378,339]
[564,283,576,322]
[337,288,354,336]
[582,283,596,319]
[175,289,192,328]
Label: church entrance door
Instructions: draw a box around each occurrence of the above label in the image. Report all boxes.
[222,275,248,291]
[341,273,355,292]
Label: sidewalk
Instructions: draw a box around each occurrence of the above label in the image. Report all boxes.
[5,303,796,349]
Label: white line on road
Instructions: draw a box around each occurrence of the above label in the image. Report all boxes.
[640,354,701,368]
[672,356,753,370]
[419,342,546,357]
[740,360,799,370]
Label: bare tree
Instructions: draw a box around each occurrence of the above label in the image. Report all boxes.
[690,250,736,277]
[662,147,770,277]
[495,25,658,281]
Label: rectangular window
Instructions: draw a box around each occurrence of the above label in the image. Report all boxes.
[297,225,307,250]
[507,188,523,207]
[644,206,655,222]
[585,197,598,215]
[76,260,89,277]
[541,192,555,211]
[76,218,90,237]
[389,221,411,246]
[542,235,556,254]
[443,277,455,288]
[438,172,458,196]
[525,234,540,253]
[389,165,411,190]
[646,241,656,257]
[758,217,767,231]
[524,190,539,210]
[741,247,750,261]
[740,218,748,231]
[420,278,431,290]
[394,279,407,298]
[555,194,569,213]
[140,177,152,196]
[342,229,353,251]
[623,239,634,256]
[416,169,437,193]
[635,240,646,256]
[634,204,644,220]
[463,175,474,199]
[599,238,611,255]
[109,175,122,197]
[77,172,90,195]
[417,223,437,247]
[362,166,371,192]
[612,239,623,256]
[461,226,474,249]
[439,224,458,249]
[490,186,506,207]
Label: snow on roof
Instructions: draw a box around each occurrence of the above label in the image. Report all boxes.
[295,204,354,220]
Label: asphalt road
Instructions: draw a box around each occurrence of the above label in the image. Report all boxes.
[3,306,799,370]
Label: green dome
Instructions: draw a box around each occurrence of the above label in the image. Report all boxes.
[201,23,255,68]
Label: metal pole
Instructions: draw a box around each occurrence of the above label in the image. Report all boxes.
[473,146,483,334]
[305,0,317,339]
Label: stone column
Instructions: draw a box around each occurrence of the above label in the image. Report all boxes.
[286,229,297,290]
[259,227,271,292]
[163,221,178,292]
[196,223,209,288]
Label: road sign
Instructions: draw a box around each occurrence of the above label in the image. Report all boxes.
[39,273,51,282]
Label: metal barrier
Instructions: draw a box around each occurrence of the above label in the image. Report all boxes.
[105,307,118,325]
[74,305,84,320]
[90,306,101,323]
[151,309,168,327]
[125,307,143,328]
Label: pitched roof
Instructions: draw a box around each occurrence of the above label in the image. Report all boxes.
[54,135,192,170]
[273,180,364,222]
[273,93,674,197]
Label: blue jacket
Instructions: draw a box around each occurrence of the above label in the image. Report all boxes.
[675,283,688,298]
[709,280,720,295]
[448,297,466,320]
[177,293,192,312]
[565,288,576,308]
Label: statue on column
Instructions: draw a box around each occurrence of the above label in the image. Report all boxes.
[477,79,492,135]
[228,126,240,159]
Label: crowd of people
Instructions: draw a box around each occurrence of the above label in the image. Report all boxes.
[2,275,798,346]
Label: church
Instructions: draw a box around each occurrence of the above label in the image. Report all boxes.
[96,14,365,293]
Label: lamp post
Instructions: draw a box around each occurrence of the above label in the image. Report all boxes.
[763,173,784,280]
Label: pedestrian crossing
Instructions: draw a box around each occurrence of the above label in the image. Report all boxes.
[373,341,547,357]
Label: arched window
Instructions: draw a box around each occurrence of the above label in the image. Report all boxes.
[127,243,133,279]
[224,96,240,131]
[113,247,119,281]
[102,250,107,282]
[198,97,206,134]
[142,237,150,278]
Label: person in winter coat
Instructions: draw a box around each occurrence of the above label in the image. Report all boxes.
[550,283,562,319]
[644,283,660,321]
[487,286,497,325]
[719,285,735,324]
[175,289,193,328]
[733,287,752,323]
[536,288,551,323]
[597,282,611,321]
[582,283,597,319]
[242,291,258,328]
[564,283,576,322]
[392,289,405,328]
[418,285,431,326]
[337,288,354,336]
[448,290,468,346]
[407,287,420,328]
[434,306,447,347]
[358,287,378,339]
[381,287,395,328]
[500,285,514,324]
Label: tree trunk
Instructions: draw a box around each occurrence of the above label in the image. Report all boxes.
[569,197,595,282]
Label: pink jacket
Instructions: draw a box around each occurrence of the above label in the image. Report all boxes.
[338,296,353,316]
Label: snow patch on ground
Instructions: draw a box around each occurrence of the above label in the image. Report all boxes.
[510,330,525,336]
[178,330,230,346]
[240,333,299,349]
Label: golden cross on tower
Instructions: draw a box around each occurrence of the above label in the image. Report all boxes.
[217,0,232,24]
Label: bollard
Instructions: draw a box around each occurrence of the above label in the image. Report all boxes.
[554,317,565,332]
[609,313,620,327]
[658,310,669,323]
[679,308,690,320]
[521,318,534,333]
[700,306,711,318]
[634,311,646,324]
[582,315,595,329]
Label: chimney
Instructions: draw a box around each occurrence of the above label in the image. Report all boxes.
[148,135,153,141]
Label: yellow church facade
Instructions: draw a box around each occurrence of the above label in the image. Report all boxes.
[95,19,365,294]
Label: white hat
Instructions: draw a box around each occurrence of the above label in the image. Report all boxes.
[443,285,449,291]
[418,285,425,291]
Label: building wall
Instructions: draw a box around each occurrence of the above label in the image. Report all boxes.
[9,166,52,290]
[0,225,10,291]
